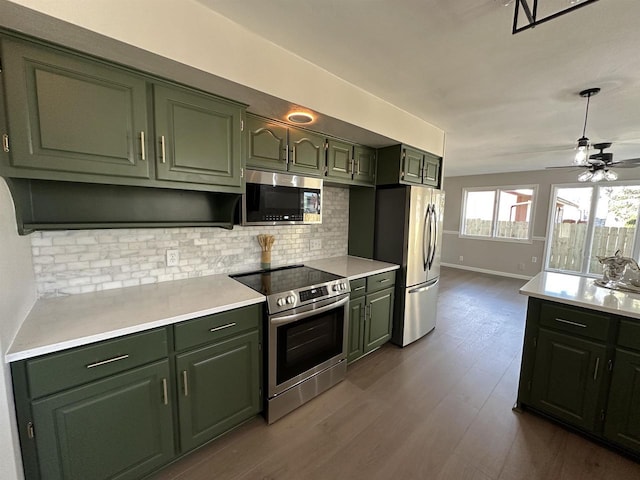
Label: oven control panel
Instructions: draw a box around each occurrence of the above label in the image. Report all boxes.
[299,286,328,302]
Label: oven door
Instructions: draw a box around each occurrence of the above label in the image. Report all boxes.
[268,294,349,398]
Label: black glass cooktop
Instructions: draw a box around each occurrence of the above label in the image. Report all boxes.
[231,265,342,296]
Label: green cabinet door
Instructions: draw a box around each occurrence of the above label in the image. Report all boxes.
[530,328,607,432]
[288,127,325,176]
[604,349,640,451]
[422,152,442,187]
[326,139,353,180]
[347,296,366,363]
[401,147,424,185]
[1,38,150,180]
[175,330,260,452]
[353,146,376,184]
[364,288,395,353]
[31,360,174,480]
[153,84,243,188]
[246,115,288,172]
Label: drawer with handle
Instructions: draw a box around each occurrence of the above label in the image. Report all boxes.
[174,304,261,352]
[366,270,396,294]
[617,319,640,351]
[26,328,168,399]
[350,278,367,299]
[539,302,611,342]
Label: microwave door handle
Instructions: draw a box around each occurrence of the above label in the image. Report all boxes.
[270,295,349,326]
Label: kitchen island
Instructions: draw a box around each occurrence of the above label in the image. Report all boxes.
[517,271,640,459]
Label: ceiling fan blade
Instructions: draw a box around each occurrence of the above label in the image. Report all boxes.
[545,165,583,170]
[611,158,640,168]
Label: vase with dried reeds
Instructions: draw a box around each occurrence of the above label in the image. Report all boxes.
[257,234,275,270]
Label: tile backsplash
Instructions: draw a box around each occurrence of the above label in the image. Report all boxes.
[30,186,349,298]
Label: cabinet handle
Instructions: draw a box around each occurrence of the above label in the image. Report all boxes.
[554,317,587,328]
[209,322,236,333]
[182,370,189,397]
[162,378,168,405]
[140,131,146,160]
[593,357,600,381]
[378,278,390,283]
[86,354,129,369]
[2,134,9,153]
[353,286,366,292]
[292,146,296,164]
[160,135,166,163]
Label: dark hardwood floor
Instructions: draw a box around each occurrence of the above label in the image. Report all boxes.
[149,267,640,479]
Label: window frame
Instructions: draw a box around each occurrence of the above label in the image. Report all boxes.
[544,180,640,276]
[459,184,537,244]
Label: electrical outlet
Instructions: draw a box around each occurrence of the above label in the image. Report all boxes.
[310,238,322,251]
[458,255,464,262]
[166,249,179,267]
[532,256,538,263]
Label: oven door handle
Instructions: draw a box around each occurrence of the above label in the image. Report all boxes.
[270,295,349,326]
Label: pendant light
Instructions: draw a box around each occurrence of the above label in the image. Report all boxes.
[573,87,600,166]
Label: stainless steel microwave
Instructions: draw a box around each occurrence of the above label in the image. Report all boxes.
[242,170,323,225]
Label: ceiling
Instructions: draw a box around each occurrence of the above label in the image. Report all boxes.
[196,0,640,177]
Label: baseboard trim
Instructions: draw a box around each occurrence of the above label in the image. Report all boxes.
[441,263,534,280]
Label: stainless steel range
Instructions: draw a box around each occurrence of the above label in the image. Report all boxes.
[231,265,350,423]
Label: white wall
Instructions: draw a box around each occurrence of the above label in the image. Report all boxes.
[3,0,444,156]
[442,168,640,278]
[0,179,36,480]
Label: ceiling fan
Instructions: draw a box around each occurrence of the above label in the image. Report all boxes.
[546,87,640,182]
[547,142,640,182]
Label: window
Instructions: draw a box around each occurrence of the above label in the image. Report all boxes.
[546,184,640,275]
[461,186,536,241]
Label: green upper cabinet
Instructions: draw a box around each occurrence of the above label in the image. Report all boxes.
[31,360,174,480]
[401,147,424,185]
[1,37,150,181]
[423,152,441,187]
[353,145,376,184]
[376,144,443,188]
[246,115,288,172]
[326,138,354,181]
[288,126,325,176]
[153,84,243,187]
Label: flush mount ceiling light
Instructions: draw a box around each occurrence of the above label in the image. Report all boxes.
[573,87,600,166]
[506,0,600,34]
[286,112,314,124]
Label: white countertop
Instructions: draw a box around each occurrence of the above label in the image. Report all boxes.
[306,256,399,280]
[520,271,640,320]
[6,274,265,363]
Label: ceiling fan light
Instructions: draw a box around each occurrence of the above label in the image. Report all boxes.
[574,147,588,165]
[578,170,593,182]
[604,170,618,181]
[590,169,605,182]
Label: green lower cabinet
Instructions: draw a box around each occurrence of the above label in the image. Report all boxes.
[530,328,607,432]
[347,296,366,363]
[31,360,174,480]
[347,277,395,364]
[176,330,261,452]
[364,288,395,352]
[604,348,640,451]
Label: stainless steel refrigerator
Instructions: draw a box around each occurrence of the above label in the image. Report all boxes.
[374,185,445,346]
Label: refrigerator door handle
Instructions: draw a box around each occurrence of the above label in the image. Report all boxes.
[429,203,437,269]
[408,278,439,294]
[423,204,432,272]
